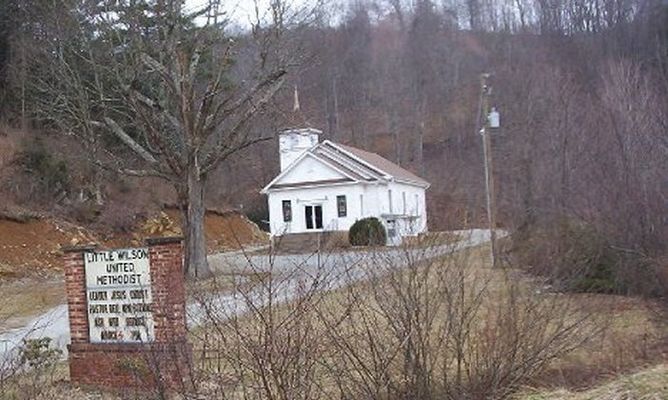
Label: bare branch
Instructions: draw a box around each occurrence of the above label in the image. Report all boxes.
[103,117,157,164]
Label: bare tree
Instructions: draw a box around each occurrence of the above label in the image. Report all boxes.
[188,243,336,399]
[317,235,604,399]
[29,0,315,277]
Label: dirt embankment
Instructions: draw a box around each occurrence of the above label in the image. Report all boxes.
[0,207,268,281]
[161,208,268,252]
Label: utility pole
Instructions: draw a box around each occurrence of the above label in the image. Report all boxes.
[479,73,499,268]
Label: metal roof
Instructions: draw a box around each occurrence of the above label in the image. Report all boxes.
[262,140,430,192]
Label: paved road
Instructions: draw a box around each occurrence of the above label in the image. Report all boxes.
[0,229,499,360]
[211,229,494,273]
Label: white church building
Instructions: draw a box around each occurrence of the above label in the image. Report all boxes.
[261,128,430,245]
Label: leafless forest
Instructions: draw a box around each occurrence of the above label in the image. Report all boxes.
[226,0,668,297]
[1,0,666,291]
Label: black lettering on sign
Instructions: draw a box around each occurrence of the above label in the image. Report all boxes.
[126,317,146,327]
[111,290,126,300]
[96,273,142,286]
[89,304,108,314]
[130,289,148,299]
[130,331,142,341]
[105,262,135,274]
[94,317,104,327]
[100,331,118,340]
[89,291,107,301]
[86,251,114,263]
[96,273,140,286]
[117,248,148,261]
[122,303,152,313]
[108,317,119,327]
[109,304,119,313]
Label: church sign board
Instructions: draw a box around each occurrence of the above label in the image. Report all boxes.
[65,237,189,389]
[84,248,155,343]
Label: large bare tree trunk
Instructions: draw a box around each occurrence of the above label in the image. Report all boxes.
[185,167,212,279]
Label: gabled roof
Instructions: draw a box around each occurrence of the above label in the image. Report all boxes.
[262,140,430,193]
[332,142,429,186]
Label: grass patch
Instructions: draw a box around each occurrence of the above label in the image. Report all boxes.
[516,363,668,399]
[0,280,66,331]
[191,241,665,398]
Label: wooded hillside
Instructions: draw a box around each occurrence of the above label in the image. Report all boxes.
[0,0,666,292]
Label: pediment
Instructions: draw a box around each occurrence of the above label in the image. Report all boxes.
[274,154,348,185]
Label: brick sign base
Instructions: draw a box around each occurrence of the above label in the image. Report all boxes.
[68,342,192,389]
[63,237,191,390]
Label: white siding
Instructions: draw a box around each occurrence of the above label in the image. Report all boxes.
[268,183,367,235]
[267,180,427,237]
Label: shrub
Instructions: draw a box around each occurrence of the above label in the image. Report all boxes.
[19,338,61,369]
[349,217,386,246]
[95,201,137,233]
[512,217,663,296]
[244,199,270,232]
[70,201,102,224]
[0,338,64,399]
[14,137,69,200]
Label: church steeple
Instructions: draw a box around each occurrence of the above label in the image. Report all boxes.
[284,84,309,129]
[278,86,321,171]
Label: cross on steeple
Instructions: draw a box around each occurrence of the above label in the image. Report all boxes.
[293,85,300,112]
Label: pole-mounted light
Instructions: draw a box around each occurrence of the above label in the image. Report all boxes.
[479,74,499,268]
[488,107,500,129]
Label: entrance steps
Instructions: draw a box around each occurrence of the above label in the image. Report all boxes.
[271,231,349,253]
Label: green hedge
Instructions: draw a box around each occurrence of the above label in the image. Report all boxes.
[349,217,386,246]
